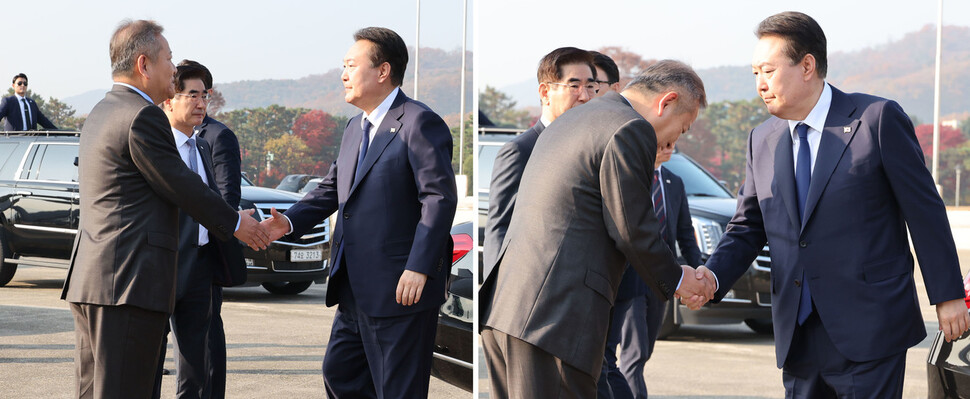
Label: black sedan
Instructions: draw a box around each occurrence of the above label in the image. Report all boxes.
[926,273,970,398]
[430,221,474,392]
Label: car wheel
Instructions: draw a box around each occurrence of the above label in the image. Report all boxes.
[656,299,680,340]
[261,281,313,295]
[0,232,15,287]
[744,318,773,335]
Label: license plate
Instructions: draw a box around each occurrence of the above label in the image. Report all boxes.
[291,249,322,262]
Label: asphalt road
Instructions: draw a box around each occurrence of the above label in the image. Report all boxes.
[476,213,970,399]
[0,266,470,398]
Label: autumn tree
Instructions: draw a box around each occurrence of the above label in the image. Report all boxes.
[215,104,308,185]
[292,110,347,174]
[677,98,768,193]
[595,46,657,88]
[451,114,473,195]
[207,88,226,115]
[262,134,314,184]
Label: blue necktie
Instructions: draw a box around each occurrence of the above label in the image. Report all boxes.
[186,137,199,174]
[355,118,372,179]
[795,123,813,325]
[652,170,667,242]
[333,118,373,278]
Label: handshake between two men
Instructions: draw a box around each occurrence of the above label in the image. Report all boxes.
[674,265,717,310]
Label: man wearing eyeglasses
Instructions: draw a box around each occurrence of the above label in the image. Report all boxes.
[180,59,244,399]
[591,51,622,99]
[152,62,234,399]
[0,73,57,131]
[481,47,596,290]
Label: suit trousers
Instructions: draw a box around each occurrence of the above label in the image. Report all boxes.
[70,302,168,399]
[601,299,634,399]
[208,285,227,399]
[152,244,215,399]
[322,269,439,399]
[482,327,598,399]
[783,311,906,399]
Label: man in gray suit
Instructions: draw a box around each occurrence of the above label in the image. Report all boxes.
[60,19,268,398]
[481,60,713,398]
[482,47,596,282]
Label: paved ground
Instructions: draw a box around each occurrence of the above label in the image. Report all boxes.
[477,210,970,398]
[0,267,470,398]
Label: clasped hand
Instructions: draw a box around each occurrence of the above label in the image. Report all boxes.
[675,265,717,310]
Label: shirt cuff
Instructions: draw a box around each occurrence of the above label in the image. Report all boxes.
[234,214,241,232]
[283,214,294,235]
[676,269,683,291]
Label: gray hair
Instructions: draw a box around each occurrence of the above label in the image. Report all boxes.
[624,60,707,109]
[110,19,165,78]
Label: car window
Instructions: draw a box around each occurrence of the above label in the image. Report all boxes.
[29,144,79,183]
[477,144,502,193]
[663,154,732,198]
[0,143,20,174]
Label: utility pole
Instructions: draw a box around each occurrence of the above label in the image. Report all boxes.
[932,0,943,194]
[414,0,421,100]
[957,166,962,207]
[458,0,468,176]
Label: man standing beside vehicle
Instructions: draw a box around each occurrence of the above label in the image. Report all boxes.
[183,59,244,399]
[61,19,268,398]
[260,27,457,399]
[0,73,57,131]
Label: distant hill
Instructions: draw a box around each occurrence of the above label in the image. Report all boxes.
[63,89,106,116]
[216,47,473,120]
[501,25,970,123]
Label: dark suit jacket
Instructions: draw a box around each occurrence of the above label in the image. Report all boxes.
[616,167,702,301]
[706,85,964,368]
[0,95,56,131]
[482,120,544,280]
[61,85,240,314]
[482,92,683,376]
[198,116,242,209]
[283,90,457,318]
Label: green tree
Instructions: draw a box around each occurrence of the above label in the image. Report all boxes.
[5,88,85,130]
[478,85,531,128]
[263,134,314,186]
[215,104,308,186]
[451,113,473,196]
[678,98,768,193]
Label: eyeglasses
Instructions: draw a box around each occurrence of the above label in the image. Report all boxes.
[15,81,27,87]
[595,80,614,86]
[174,92,211,103]
[546,81,597,96]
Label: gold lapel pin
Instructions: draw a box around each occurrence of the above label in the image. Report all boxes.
[843,126,851,134]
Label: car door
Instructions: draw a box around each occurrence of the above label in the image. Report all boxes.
[8,142,79,260]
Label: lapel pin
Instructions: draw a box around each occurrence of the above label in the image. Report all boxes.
[390,128,396,133]
[843,126,851,134]
[665,179,671,184]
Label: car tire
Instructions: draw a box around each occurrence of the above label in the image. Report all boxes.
[261,281,313,295]
[0,232,15,287]
[744,318,773,335]
[656,299,680,340]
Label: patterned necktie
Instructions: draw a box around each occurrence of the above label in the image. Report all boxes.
[21,98,31,130]
[186,137,199,174]
[653,170,667,241]
[795,123,813,325]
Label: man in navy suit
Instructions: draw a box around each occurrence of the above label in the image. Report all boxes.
[261,27,457,399]
[482,47,596,287]
[153,62,246,399]
[700,12,969,397]
[0,73,57,131]
[180,59,244,399]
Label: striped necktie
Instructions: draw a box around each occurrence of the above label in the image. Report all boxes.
[653,170,667,241]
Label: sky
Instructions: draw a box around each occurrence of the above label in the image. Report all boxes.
[0,0,473,100]
[477,0,970,106]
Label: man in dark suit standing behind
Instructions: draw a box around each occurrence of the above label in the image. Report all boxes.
[0,73,57,131]
[482,60,714,398]
[60,19,268,398]
[702,12,969,398]
[482,47,596,284]
[182,59,243,399]
[261,27,457,399]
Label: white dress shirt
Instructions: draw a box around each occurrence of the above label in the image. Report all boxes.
[113,82,154,104]
[787,83,833,176]
[14,94,28,129]
[172,127,210,246]
[360,87,401,142]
